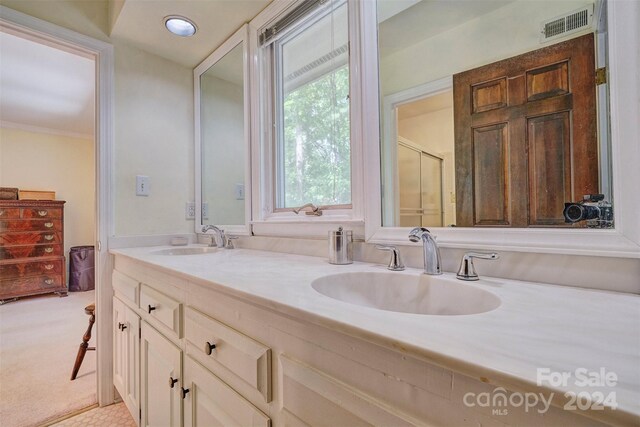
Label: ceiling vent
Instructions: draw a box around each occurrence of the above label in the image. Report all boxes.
[540,6,593,42]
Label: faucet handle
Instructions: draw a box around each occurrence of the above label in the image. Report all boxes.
[456,252,499,281]
[225,236,239,249]
[375,245,405,271]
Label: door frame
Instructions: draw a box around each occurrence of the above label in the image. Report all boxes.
[0,6,115,405]
[381,76,453,226]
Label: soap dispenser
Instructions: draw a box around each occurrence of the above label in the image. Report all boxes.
[328,226,353,265]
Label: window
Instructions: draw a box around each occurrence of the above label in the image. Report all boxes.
[265,0,351,210]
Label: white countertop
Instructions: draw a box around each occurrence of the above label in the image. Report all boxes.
[111,245,640,425]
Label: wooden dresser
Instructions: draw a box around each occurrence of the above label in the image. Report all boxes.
[0,200,67,304]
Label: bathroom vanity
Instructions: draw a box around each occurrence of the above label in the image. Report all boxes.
[110,246,639,427]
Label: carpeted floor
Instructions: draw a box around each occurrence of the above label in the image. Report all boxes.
[0,291,97,427]
[50,402,135,427]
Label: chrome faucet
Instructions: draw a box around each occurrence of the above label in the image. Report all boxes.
[408,227,442,275]
[456,252,499,281]
[202,225,226,248]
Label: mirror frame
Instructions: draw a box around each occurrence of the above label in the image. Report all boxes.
[363,0,640,258]
[194,24,252,236]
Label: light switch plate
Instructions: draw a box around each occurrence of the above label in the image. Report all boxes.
[185,202,195,219]
[235,183,245,200]
[136,175,149,196]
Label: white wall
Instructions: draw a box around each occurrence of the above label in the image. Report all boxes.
[201,74,245,225]
[398,107,456,226]
[113,41,194,236]
[379,0,594,95]
[0,127,95,277]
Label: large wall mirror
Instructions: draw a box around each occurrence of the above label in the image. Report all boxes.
[377,0,613,230]
[195,25,251,234]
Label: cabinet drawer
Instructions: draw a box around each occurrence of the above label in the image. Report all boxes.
[185,307,271,402]
[0,258,63,278]
[140,284,182,338]
[0,219,62,232]
[0,231,62,246]
[0,244,62,260]
[184,356,270,427]
[0,208,20,219]
[0,274,63,295]
[112,270,139,305]
[21,208,62,219]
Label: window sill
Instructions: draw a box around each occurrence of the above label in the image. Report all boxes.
[251,218,364,239]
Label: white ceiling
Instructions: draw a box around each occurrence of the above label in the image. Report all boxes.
[0,31,95,138]
[110,0,271,68]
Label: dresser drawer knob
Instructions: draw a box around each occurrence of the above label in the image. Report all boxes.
[44,222,54,228]
[204,341,217,355]
[43,264,54,270]
[147,304,156,314]
[169,377,178,388]
[118,322,127,331]
[38,210,48,217]
[44,235,54,241]
[0,210,4,216]
[44,247,54,253]
[43,279,54,285]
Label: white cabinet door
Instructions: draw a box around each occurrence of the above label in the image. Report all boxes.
[113,297,127,400]
[183,356,270,427]
[141,321,182,427]
[113,297,141,425]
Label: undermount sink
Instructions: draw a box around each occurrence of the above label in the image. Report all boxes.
[311,272,501,315]
[151,247,218,256]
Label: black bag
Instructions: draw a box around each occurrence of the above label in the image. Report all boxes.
[69,246,95,292]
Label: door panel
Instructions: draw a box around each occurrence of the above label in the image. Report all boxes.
[454,33,597,227]
[420,154,443,227]
[141,322,182,427]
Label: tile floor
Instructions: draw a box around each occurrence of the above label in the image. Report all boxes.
[51,402,136,427]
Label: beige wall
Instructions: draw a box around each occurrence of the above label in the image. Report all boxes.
[0,127,95,275]
[113,41,194,236]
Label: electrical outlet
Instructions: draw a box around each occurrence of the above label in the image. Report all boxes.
[136,175,150,196]
[202,202,209,220]
[235,183,245,200]
[185,202,195,219]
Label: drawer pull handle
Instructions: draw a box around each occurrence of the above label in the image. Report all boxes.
[118,322,127,331]
[38,210,48,217]
[44,264,54,270]
[44,222,54,228]
[147,304,156,314]
[180,387,190,399]
[204,341,217,355]
[44,235,54,241]
[44,247,54,253]
[44,279,54,285]
[169,377,178,388]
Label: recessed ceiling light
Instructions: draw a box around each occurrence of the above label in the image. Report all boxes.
[164,16,197,37]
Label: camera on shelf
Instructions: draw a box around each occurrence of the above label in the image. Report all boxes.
[563,194,613,228]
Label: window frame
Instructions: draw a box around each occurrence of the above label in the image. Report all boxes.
[250,0,366,238]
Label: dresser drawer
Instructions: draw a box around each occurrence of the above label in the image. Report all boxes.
[0,274,63,296]
[0,219,62,232]
[139,284,182,338]
[0,208,20,219]
[112,270,139,305]
[0,231,62,246]
[0,244,62,260]
[0,258,64,278]
[21,207,62,219]
[185,307,271,402]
